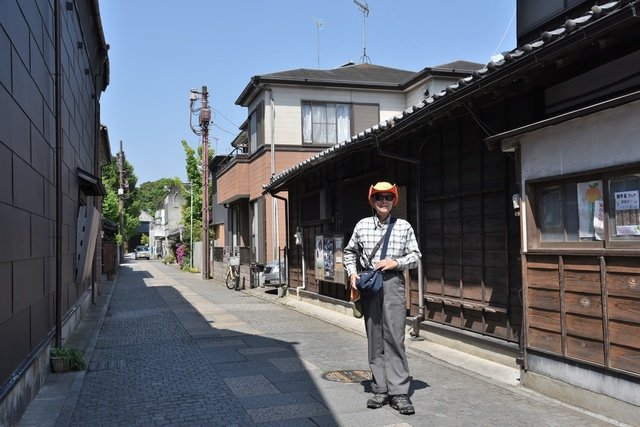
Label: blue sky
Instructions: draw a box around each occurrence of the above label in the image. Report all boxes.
[100,1,516,184]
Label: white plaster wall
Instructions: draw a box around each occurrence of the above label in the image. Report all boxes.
[267,85,407,146]
[406,83,427,108]
[405,77,466,112]
[520,100,640,181]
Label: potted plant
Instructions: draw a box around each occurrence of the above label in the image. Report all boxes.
[50,347,86,373]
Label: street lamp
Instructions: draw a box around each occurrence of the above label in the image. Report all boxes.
[189,86,211,280]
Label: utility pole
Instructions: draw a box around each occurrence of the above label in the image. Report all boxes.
[189,86,211,279]
[118,140,125,261]
[190,181,194,269]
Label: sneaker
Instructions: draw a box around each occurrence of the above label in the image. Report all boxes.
[390,394,415,415]
[352,298,363,319]
[366,392,390,409]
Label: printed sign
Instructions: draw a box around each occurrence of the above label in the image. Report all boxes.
[615,190,639,211]
[315,234,346,284]
[577,180,603,239]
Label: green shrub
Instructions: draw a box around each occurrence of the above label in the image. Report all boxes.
[50,347,86,370]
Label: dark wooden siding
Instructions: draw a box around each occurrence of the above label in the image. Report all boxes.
[285,116,521,344]
[525,254,640,377]
[422,124,521,342]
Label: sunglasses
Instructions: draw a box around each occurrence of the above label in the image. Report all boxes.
[373,194,395,202]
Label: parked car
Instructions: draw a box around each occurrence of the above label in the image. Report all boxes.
[134,245,150,260]
[262,260,286,287]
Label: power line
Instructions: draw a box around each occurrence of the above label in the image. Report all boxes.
[210,107,240,128]
[493,7,516,56]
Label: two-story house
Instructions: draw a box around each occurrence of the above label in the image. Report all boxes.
[215,61,482,278]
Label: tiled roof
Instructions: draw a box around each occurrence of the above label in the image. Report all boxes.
[236,61,481,106]
[264,0,629,193]
[261,63,417,86]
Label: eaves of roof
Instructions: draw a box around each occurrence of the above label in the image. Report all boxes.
[236,62,482,106]
[263,0,635,194]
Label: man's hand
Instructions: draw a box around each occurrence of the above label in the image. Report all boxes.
[350,273,359,290]
[375,258,398,271]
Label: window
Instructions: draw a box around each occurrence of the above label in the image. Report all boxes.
[530,168,640,248]
[302,102,351,144]
[248,102,263,153]
[609,174,640,240]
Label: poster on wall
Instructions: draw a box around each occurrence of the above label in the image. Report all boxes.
[577,180,603,240]
[315,236,324,278]
[315,234,346,284]
[593,200,605,241]
[614,190,640,235]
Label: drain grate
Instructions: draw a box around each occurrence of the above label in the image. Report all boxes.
[322,370,372,383]
[88,360,126,371]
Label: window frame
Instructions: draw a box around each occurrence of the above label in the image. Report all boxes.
[526,165,640,250]
[301,101,352,145]
[247,102,264,154]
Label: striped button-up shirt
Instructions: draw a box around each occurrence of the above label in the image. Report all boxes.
[343,215,421,277]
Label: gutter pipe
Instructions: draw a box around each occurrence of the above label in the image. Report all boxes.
[270,192,289,295]
[295,227,306,299]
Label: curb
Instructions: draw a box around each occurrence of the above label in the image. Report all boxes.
[53,275,117,426]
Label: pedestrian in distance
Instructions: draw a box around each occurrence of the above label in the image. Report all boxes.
[343,181,422,415]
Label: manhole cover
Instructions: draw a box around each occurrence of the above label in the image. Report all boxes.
[322,370,372,383]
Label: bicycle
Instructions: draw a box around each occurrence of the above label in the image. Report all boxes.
[226,263,240,290]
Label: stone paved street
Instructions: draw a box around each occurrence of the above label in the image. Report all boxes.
[20,260,624,426]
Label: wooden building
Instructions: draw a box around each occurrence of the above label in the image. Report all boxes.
[265,0,640,421]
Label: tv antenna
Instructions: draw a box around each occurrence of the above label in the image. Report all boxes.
[353,0,371,63]
[312,17,323,69]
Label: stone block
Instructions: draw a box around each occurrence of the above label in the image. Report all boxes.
[13,257,44,314]
[14,156,44,215]
[0,203,30,262]
[0,84,30,161]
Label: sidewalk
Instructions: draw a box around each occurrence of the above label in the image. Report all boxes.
[18,260,625,426]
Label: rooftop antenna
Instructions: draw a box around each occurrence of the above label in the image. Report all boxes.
[311,17,323,69]
[353,0,371,63]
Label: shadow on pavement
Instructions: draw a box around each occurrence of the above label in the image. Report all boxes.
[69,264,340,425]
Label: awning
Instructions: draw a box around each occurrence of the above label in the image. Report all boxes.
[77,167,106,196]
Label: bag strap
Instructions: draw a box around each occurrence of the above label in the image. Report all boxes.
[379,217,396,260]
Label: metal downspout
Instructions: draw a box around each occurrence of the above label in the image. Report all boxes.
[295,227,306,299]
[270,193,288,294]
[375,138,427,338]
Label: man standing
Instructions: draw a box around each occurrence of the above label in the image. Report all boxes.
[343,182,422,415]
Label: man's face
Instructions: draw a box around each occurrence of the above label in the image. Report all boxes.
[372,192,395,217]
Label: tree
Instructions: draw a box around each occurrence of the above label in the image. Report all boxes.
[101,157,141,248]
[138,178,181,214]
[181,139,214,269]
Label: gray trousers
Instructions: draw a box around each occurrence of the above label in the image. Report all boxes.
[362,271,410,395]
